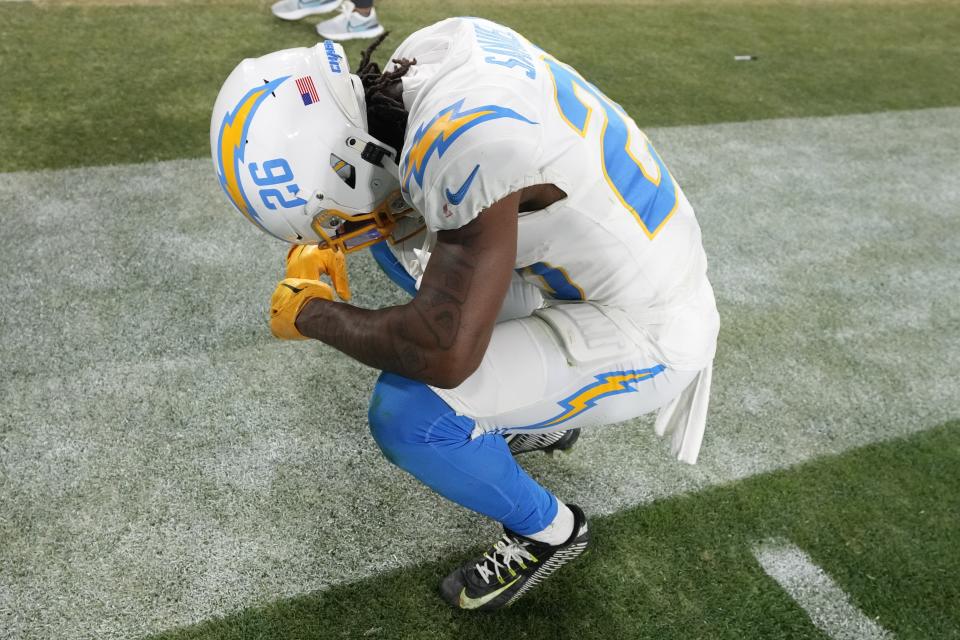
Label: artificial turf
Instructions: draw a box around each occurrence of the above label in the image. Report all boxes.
[2,2,959,638]
[151,421,960,640]
[4,106,957,640]
[1,1,959,171]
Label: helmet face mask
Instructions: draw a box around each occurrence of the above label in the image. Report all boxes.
[308,188,413,253]
[210,41,410,248]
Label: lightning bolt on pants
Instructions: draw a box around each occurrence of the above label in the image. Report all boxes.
[368,372,558,535]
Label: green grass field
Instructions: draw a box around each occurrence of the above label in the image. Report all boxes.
[154,422,960,640]
[1,1,959,639]
[3,0,960,171]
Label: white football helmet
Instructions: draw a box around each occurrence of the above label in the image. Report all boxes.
[210,41,412,251]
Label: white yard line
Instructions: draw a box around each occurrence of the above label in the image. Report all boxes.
[1,107,959,639]
[754,540,895,640]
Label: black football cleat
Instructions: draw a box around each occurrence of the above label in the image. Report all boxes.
[440,504,590,611]
[505,428,580,456]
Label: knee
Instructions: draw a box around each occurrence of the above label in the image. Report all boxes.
[367,372,473,466]
[367,373,439,464]
[368,374,407,460]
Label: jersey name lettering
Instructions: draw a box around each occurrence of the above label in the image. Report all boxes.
[471,22,537,80]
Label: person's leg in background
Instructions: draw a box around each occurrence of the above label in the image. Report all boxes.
[351,0,375,16]
[316,0,386,40]
[271,0,342,21]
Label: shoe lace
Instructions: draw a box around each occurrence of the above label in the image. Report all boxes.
[474,534,538,585]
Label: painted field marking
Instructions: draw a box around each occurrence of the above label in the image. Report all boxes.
[2,107,958,640]
[754,540,894,640]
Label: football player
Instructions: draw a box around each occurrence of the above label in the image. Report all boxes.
[211,19,719,610]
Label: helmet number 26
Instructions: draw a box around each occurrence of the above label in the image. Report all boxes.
[249,158,308,210]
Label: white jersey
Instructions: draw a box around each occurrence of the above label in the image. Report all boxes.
[388,18,719,370]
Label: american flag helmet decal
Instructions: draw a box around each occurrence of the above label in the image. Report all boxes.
[295,76,320,106]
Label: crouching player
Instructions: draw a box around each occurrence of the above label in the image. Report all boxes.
[211,18,719,610]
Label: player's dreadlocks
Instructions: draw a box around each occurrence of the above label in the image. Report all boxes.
[356,33,416,157]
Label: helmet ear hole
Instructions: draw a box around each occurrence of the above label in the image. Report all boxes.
[329,153,356,189]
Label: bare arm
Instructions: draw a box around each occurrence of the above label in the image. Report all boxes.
[294,192,520,388]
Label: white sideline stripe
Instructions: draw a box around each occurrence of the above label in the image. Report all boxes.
[754,540,894,640]
[1,106,959,640]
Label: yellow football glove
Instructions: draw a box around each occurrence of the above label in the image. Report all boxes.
[269,278,334,341]
[285,244,351,301]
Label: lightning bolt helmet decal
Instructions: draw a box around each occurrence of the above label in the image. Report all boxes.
[215,76,290,239]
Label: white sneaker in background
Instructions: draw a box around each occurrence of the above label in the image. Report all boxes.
[271,0,342,21]
[316,1,385,40]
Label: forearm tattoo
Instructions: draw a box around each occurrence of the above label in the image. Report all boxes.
[295,235,482,386]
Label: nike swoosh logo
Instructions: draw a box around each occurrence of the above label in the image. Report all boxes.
[458,576,520,610]
[282,283,305,294]
[445,164,480,205]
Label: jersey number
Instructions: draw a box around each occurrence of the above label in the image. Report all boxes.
[543,57,678,238]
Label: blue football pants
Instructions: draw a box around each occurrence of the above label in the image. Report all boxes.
[367,372,558,535]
